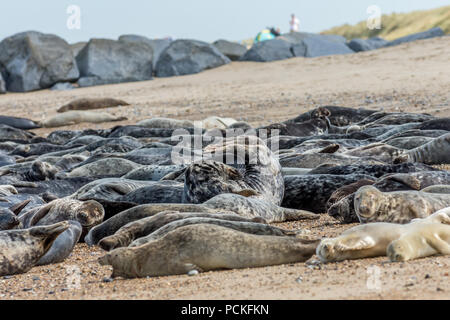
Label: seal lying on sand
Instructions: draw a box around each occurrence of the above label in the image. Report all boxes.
[354,186,450,224]
[57,98,130,113]
[0,221,69,276]
[129,217,305,248]
[98,224,319,278]
[39,111,127,128]
[317,211,449,263]
[98,211,267,251]
[84,204,219,246]
[387,223,450,262]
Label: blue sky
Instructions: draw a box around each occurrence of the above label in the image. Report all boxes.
[0,0,447,43]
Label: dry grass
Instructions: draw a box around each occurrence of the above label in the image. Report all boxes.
[322,5,450,40]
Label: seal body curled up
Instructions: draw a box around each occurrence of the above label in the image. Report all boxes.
[98,224,319,278]
[0,222,69,276]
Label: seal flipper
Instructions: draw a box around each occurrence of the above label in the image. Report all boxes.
[282,207,319,221]
[426,236,450,255]
[9,199,31,215]
[29,204,52,226]
[334,236,376,251]
[319,144,340,154]
[231,189,260,197]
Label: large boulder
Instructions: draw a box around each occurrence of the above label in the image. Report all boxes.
[292,35,354,57]
[347,37,388,52]
[0,31,79,92]
[76,38,153,87]
[118,35,171,69]
[384,27,444,47]
[155,39,230,77]
[239,39,294,62]
[212,39,247,61]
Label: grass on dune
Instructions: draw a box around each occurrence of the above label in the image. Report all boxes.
[321,5,450,40]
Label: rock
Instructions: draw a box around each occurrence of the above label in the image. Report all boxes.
[385,27,444,47]
[155,39,230,77]
[71,42,87,57]
[118,35,171,70]
[50,82,75,91]
[76,38,153,86]
[292,35,354,57]
[212,39,247,61]
[347,37,388,52]
[0,31,79,92]
[239,39,294,62]
[282,32,346,44]
[0,72,5,94]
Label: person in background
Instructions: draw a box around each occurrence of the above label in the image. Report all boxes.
[290,14,300,33]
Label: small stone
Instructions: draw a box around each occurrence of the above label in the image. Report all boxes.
[187,270,199,276]
[32,276,40,281]
[22,288,33,292]
[295,277,303,284]
[48,291,55,295]
[2,276,12,280]
[103,277,113,283]
[437,287,444,292]
[424,274,431,279]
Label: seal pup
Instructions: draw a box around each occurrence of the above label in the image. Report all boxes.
[394,133,450,165]
[36,220,82,266]
[19,198,104,237]
[342,142,404,163]
[316,222,409,262]
[282,174,375,213]
[354,186,450,224]
[98,224,319,278]
[387,223,450,262]
[98,211,267,250]
[129,217,304,248]
[57,98,130,113]
[0,221,69,276]
[39,111,127,128]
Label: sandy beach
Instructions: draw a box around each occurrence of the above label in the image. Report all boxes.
[0,36,449,300]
